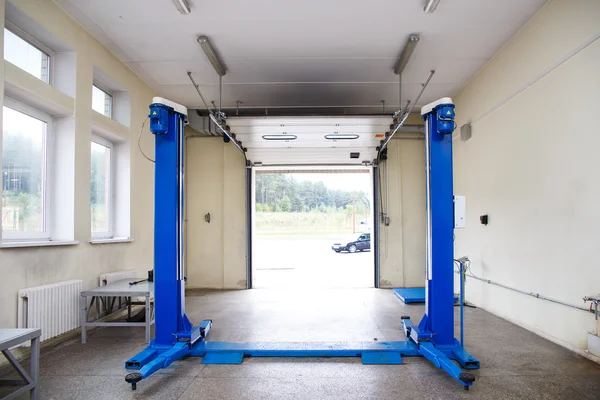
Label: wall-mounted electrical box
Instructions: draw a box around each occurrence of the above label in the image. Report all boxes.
[454,196,466,228]
[460,124,472,141]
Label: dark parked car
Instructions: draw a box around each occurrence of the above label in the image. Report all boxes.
[332,233,370,253]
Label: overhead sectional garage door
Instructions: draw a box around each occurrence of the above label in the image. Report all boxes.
[227,116,393,166]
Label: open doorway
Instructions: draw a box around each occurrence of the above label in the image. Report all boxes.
[251,167,375,288]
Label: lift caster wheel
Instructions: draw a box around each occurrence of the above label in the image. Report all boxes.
[459,372,475,390]
[400,316,410,320]
[125,372,143,390]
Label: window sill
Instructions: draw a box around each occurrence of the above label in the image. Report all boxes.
[90,237,133,245]
[1,240,79,248]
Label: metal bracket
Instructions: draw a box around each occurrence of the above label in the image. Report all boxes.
[584,295,600,320]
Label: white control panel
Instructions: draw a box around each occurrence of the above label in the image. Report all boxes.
[454,196,466,229]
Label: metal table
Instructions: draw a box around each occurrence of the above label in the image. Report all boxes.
[0,328,41,400]
[81,280,154,344]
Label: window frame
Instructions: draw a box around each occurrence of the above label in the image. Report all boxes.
[3,22,53,85]
[2,97,53,241]
[90,134,115,239]
[92,83,114,119]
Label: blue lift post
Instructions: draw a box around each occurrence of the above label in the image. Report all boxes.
[124,97,479,390]
[400,97,479,388]
[124,98,212,390]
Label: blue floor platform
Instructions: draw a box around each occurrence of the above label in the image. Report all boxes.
[393,287,459,304]
[125,314,480,390]
[126,337,479,389]
[191,341,418,364]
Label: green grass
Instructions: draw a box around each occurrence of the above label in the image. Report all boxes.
[255,231,354,240]
[255,210,368,238]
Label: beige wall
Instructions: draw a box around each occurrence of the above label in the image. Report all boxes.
[185,130,427,290]
[379,135,426,288]
[453,0,600,353]
[0,0,155,327]
[185,135,247,289]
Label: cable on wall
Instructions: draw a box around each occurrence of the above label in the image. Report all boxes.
[137,116,155,163]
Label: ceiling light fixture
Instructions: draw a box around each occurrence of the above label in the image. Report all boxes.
[197,35,227,76]
[394,34,420,75]
[324,134,359,140]
[262,135,297,141]
[423,0,441,14]
[172,0,191,15]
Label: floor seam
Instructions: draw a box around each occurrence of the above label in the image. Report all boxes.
[176,373,200,399]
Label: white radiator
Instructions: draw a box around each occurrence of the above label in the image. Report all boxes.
[17,280,83,343]
[99,270,140,286]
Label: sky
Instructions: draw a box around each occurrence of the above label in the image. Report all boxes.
[4,28,45,81]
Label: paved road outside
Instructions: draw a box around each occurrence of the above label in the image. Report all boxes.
[253,237,374,288]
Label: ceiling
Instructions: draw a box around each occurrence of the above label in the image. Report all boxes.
[54,0,547,166]
[55,0,548,114]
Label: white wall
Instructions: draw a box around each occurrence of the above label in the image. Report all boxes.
[379,133,426,288]
[0,0,156,328]
[453,0,600,353]
[185,135,247,289]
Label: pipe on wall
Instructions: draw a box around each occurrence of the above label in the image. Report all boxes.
[373,165,380,288]
[455,263,592,313]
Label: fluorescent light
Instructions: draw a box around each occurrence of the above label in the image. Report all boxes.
[324,134,359,140]
[197,35,227,77]
[262,135,297,141]
[423,0,441,14]
[172,0,191,15]
[394,34,420,75]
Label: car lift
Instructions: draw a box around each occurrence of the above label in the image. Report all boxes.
[124,96,480,390]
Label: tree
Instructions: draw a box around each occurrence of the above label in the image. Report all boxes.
[280,196,291,212]
[2,132,43,230]
[290,194,302,212]
[254,173,370,214]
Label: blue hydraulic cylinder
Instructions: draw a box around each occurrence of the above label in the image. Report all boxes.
[423,101,456,346]
[150,102,187,346]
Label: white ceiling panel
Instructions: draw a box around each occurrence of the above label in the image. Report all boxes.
[158,82,463,109]
[55,0,548,112]
[136,56,486,86]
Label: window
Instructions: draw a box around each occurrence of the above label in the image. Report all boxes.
[3,28,50,83]
[2,99,51,240]
[92,85,113,118]
[90,136,114,238]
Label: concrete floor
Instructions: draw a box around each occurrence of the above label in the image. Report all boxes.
[253,238,373,288]
[2,288,600,399]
